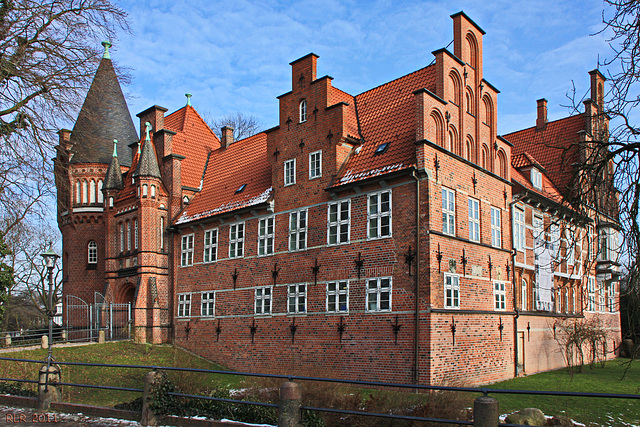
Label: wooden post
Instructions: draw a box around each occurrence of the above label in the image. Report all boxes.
[278,381,301,427]
[474,395,499,427]
[141,371,161,426]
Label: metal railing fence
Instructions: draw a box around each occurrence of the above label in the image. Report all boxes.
[0,355,638,426]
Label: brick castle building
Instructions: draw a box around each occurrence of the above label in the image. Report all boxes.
[55,12,621,386]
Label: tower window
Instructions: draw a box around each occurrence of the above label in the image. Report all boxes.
[88,241,97,264]
[299,99,307,123]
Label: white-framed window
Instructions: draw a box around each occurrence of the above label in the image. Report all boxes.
[521,278,527,311]
[255,286,272,315]
[76,181,81,204]
[607,283,616,313]
[533,214,544,246]
[326,280,349,313]
[587,225,596,260]
[284,159,296,186]
[573,289,576,314]
[201,291,215,317]
[229,222,245,259]
[142,184,148,197]
[299,99,307,123]
[134,219,138,249]
[366,277,391,312]
[513,206,525,251]
[442,188,455,236]
[368,190,391,239]
[491,207,501,248]
[550,223,561,258]
[328,200,350,245]
[444,273,460,309]
[598,281,606,312]
[97,180,103,203]
[126,221,131,251]
[258,216,275,256]
[177,293,191,318]
[108,196,114,208]
[203,229,218,263]
[181,234,194,266]
[289,209,307,251]
[598,227,618,262]
[531,168,542,190]
[88,241,97,264]
[468,198,480,242]
[89,180,96,204]
[309,150,322,179]
[151,185,156,198]
[587,276,596,312]
[288,283,307,314]
[160,217,165,251]
[494,282,506,311]
[564,288,569,313]
[82,180,88,204]
[565,228,575,266]
[119,223,124,253]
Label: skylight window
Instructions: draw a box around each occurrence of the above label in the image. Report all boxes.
[374,142,390,155]
[235,184,247,194]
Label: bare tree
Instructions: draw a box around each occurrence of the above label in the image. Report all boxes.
[206,112,261,142]
[0,0,129,236]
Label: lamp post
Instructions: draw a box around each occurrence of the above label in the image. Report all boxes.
[40,244,59,390]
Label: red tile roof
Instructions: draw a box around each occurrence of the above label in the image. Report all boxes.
[503,115,585,194]
[165,105,221,189]
[334,65,436,186]
[511,165,564,205]
[175,132,271,225]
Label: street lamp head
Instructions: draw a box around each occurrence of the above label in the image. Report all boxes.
[40,243,59,269]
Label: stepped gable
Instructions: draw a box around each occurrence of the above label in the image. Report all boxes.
[164,105,221,189]
[176,132,271,225]
[70,56,136,167]
[503,114,585,195]
[334,65,436,186]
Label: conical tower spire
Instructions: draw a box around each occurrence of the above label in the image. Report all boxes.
[134,122,161,178]
[104,140,124,190]
[69,42,137,166]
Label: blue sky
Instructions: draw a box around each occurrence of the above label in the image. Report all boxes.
[111,0,612,136]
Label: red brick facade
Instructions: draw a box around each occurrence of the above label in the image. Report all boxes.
[57,11,621,386]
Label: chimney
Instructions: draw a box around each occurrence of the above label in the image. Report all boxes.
[536,98,548,130]
[290,53,318,90]
[222,126,234,148]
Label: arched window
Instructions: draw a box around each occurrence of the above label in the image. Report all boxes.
[88,241,98,264]
[483,95,494,130]
[109,196,114,208]
[449,70,462,105]
[448,126,459,155]
[151,185,156,198]
[119,223,124,253]
[97,180,103,203]
[183,196,189,205]
[481,144,489,170]
[160,217,165,251]
[82,180,88,204]
[466,32,478,69]
[496,149,507,178]
[134,219,139,249]
[465,87,474,115]
[142,184,148,197]
[126,221,131,252]
[299,99,307,123]
[521,278,527,311]
[464,136,474,161]
[429,110,445,147]
[89,180,96,204]
[76,181,81,205]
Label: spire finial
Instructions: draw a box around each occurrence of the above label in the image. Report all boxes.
[145,122,152,142]
[101,41,112,59]
[185,93,192,106]
[112,139,118,157]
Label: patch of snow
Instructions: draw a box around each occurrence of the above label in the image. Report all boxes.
[177,187,272,224]
[339,163,404,184]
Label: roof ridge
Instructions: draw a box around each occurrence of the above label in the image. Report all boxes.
[502,113,585,138]
[184,105,221,143]
[356,64,435,99]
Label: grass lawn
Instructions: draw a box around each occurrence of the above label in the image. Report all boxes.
[0,341,242,408]
[487,358,640,426]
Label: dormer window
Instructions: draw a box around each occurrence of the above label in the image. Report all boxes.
[299,99,307,123]
[531,168,542,190]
